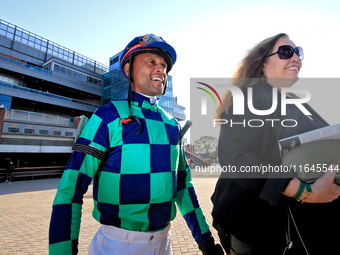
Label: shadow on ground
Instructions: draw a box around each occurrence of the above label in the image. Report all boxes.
[0,178,61,195]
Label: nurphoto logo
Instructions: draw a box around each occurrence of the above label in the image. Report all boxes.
[196,80,312,128]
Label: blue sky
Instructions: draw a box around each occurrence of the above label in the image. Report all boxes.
[1,0,340,140]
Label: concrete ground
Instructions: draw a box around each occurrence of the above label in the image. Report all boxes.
[0,169,224,255]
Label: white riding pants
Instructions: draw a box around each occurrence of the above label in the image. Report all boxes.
[88,224,172,255]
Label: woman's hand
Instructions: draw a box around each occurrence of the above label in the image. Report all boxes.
[307,165,340,203]
[283,165,340,203]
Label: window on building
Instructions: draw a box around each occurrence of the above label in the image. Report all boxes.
[52,131,61,136]
[110,56,119,66]
[39,130,49,135]
[8,127,19,133]
[24,128,35,134]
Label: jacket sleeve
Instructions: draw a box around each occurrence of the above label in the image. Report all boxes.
[175,142,212,246]
[49,113,109,255]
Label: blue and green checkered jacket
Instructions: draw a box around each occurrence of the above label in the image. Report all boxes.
[49,92,212,254]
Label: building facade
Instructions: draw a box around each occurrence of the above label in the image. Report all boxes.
[0,19,108,169]
[0,18,186,171]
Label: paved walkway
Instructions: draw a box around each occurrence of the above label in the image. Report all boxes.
[0,171,224,255]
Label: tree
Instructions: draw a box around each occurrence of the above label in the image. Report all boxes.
[194,136,218,159]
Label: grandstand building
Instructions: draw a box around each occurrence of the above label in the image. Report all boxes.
[0,19,186,175]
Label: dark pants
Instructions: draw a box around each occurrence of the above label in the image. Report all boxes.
[6,172,13,182]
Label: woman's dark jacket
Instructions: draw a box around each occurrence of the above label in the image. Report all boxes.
[211,81,339,254]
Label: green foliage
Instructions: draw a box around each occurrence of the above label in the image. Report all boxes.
[194,136,218,158]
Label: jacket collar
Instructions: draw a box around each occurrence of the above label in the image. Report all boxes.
[128,92,159,107]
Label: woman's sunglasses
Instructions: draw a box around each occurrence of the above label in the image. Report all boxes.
[265,45,304,61]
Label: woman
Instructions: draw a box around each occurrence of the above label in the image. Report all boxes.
[211,33,340,255]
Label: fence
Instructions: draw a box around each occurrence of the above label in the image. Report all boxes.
[5,109,75,127]
[0,166,65,181]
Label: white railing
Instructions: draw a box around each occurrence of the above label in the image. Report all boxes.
[5,109,74,127]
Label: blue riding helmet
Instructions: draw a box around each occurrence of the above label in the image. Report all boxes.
[119,34,177,134]
[119,34,177,86]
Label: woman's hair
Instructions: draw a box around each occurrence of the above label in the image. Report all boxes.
[215,33,289,118]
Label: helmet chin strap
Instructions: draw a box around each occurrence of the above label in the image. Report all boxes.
[127,56,133,116]
[126,55,142,135]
